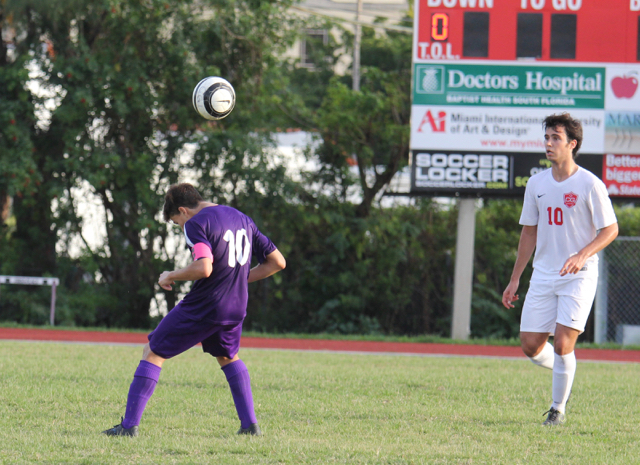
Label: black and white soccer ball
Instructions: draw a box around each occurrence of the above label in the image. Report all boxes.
[192,76,236,120]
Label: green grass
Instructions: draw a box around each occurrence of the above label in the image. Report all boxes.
[1,341,640,464]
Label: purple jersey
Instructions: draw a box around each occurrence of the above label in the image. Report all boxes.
[177,205,276,324]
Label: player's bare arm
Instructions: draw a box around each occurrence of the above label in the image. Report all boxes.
[248,249,286,283]
[158,258,213,290]
[502,225,537,309]
[559,223,619,276]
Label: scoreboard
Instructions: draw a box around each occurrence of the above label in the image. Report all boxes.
[410,0,640,198]
[416,0,639,63]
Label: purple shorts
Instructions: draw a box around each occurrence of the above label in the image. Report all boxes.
[147,304,243,359]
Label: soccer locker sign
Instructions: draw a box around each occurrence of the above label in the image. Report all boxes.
[410,151,603,197]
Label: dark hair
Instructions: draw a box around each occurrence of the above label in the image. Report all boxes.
[162,183,203,222]
[543,113,583,158]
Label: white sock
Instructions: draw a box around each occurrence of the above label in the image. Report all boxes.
[528,342,554,370]
[551,351,576,413]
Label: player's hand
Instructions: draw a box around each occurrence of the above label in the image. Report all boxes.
[559,252,587,276]
[158,271,175,291]
[502,281,519,309]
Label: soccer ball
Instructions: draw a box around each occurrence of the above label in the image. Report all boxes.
[192,76,236,120]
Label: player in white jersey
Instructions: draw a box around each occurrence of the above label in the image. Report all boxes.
[502,113,618,426]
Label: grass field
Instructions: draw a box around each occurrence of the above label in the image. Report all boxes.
[1,341,639,464]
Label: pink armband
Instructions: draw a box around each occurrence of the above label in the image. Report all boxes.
[192,243,213,261]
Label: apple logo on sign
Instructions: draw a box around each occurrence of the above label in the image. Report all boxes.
[611,73,638,99]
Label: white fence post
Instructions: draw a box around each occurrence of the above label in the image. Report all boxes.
[451,198,476,340]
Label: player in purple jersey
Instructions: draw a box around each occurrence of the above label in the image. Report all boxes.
[103,183,286,437]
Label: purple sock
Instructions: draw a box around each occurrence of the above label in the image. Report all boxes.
[222,359,257,429]
[121,360,162,429]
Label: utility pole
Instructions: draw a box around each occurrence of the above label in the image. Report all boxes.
[353,0,363,91]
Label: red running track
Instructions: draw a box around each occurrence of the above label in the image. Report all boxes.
[1,327,639,363]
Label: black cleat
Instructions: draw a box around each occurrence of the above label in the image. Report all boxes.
[102,417,139,437]
[542,408,565,426]
[237,423,262,436]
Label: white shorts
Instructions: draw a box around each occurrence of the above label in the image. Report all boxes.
[520,275,598,335]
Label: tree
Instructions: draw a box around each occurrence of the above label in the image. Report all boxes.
[0,4,41,267]
[0,0,301,327]
[471,199,529,339]
[314,25,413,218]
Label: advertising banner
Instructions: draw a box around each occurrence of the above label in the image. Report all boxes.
[602,154,640,197]
[410,151,602,197]
[413,63,606,109]
[604,112,640,155]
[603,65,640,158]
[411,106,605,154]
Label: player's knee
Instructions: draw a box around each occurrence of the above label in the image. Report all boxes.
[553,341,575,356]
[142,343,151,359]
[520,339,542,358]
[521,345,537,358]
[142,345,166,367]
[216,355,239,367]
[143,343,160,361]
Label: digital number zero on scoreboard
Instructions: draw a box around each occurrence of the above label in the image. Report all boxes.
[431,13,449,41]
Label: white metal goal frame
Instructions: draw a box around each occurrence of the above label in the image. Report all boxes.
[0,275,60,326]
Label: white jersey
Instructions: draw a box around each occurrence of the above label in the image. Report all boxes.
[520,166,617,279]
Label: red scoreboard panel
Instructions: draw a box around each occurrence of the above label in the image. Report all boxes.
[417,0,640,63]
